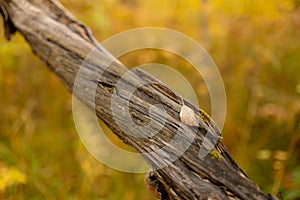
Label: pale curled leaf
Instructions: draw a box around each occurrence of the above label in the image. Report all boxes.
[180,105,199,127]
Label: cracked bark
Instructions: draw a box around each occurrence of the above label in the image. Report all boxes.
[0,0,279,199]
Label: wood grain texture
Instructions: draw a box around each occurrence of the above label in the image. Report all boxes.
[0,0,279,199]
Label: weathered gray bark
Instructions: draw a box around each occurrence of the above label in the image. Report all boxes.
[0,0,278,199]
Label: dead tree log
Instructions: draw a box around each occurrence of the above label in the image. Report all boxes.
[0,0,279,199]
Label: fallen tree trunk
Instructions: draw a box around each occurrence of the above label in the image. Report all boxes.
[0,0,279,199]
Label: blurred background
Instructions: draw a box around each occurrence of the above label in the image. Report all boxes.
[0,0,300,199]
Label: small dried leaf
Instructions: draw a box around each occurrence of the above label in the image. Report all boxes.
[180,105,199,127]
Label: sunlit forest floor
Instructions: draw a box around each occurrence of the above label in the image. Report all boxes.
[0,0,300,199]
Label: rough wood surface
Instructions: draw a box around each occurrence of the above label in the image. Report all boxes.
[0,0,279,199]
